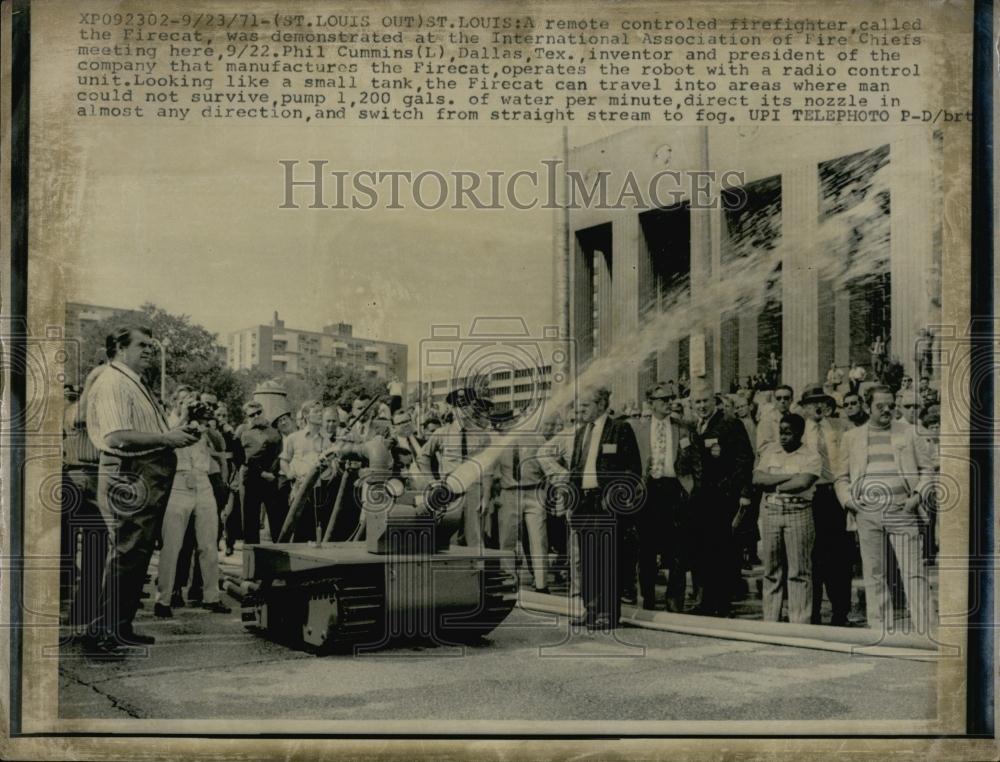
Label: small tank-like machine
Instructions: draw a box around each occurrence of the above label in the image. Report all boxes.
[239,395,515,652]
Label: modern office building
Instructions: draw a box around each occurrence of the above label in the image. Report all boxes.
[409,364,555,414]
[228,312,408,386]
[558,126,943,404]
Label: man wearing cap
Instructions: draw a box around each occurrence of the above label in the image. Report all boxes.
[835,385,933,631]
[236,401,284,544]
[689,378,754,617]
[418,387,494,549]
[800,382,852,627]
[630,383,702,611]
[84,326,199,655]
[568,386,642,630]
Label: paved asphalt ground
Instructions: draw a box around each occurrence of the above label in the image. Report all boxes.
[58,551,937,723]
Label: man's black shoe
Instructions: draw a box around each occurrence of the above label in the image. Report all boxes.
[81,635,128,658]
[153,603,173,618]
[201,600,231,614]
[533,586,551,595]
[620,593,638,606]
[121,628,155,645]
[170,591,185,608]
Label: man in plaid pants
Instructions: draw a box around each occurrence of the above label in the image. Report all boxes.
[753,413,822,624]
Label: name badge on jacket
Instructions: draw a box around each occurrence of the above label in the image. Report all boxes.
[602,443,617,455]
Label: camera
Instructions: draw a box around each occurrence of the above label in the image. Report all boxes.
[184,399,215,425]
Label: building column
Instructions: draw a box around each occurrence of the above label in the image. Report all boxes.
[833,291,852,368]
[889,133,934,378]
[612,214,641,407]
[781,164,821,396]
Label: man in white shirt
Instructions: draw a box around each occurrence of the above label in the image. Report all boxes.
[85,326,198,655]
[799,383,852,627]
[568,387,642,630]
[754,413,822,623]
[835,386,933,631]
[630,384,702,612]
[280,401,328,502]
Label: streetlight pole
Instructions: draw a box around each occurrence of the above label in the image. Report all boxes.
[154,337,170,402]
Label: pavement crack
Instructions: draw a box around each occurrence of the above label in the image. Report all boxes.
[76,654,312,686]
[60,668,144,719]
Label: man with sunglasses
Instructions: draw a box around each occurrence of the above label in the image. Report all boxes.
[835,385,933,632]
[896,391,920,428]
[800,383,852,627]
[235,401,283,544]
[756,385,794,453]
[842,392,869,428]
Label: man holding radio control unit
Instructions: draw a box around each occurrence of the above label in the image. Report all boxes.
[84,326,199,656]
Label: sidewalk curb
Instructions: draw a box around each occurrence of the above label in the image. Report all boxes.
[516,591,945,661]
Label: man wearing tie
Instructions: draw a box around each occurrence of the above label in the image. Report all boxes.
[569,386,642,630]
[630,384,702,612]
[496,430,550,593]
[690,379,754,617]
[800,383,852,626]
[418,387,493,549]
[392,409,424,465]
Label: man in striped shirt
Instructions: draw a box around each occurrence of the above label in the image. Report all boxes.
[86,326,198,655]
[835,385,933,632]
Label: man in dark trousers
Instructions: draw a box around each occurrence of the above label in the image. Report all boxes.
[630,383,703,612]
[236,401,283,544]
[689,378,754,617]
[85,326,198,655]
[569,386,642,631]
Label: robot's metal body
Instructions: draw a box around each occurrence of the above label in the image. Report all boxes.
[240,431,515,651]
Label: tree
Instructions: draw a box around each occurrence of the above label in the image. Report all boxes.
[309,362,386,411]
[78,303,251,416]
[81,303,219,386]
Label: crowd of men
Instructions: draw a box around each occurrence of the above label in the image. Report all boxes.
[61,323,943,654]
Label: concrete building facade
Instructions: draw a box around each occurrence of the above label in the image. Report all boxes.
[561,126,942,404]
[228,312,408,385]
[408,364,555,414]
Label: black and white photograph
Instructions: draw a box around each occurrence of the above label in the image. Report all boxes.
[2,0,994,758]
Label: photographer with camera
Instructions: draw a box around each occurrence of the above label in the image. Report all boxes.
[154,397,230,618]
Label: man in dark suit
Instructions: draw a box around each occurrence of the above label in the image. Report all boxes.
[690,379,754,617]
[630,384,703,612]
[569,386,642,630]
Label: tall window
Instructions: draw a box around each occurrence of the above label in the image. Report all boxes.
[819,145,890,373]
[723,175,782,384]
